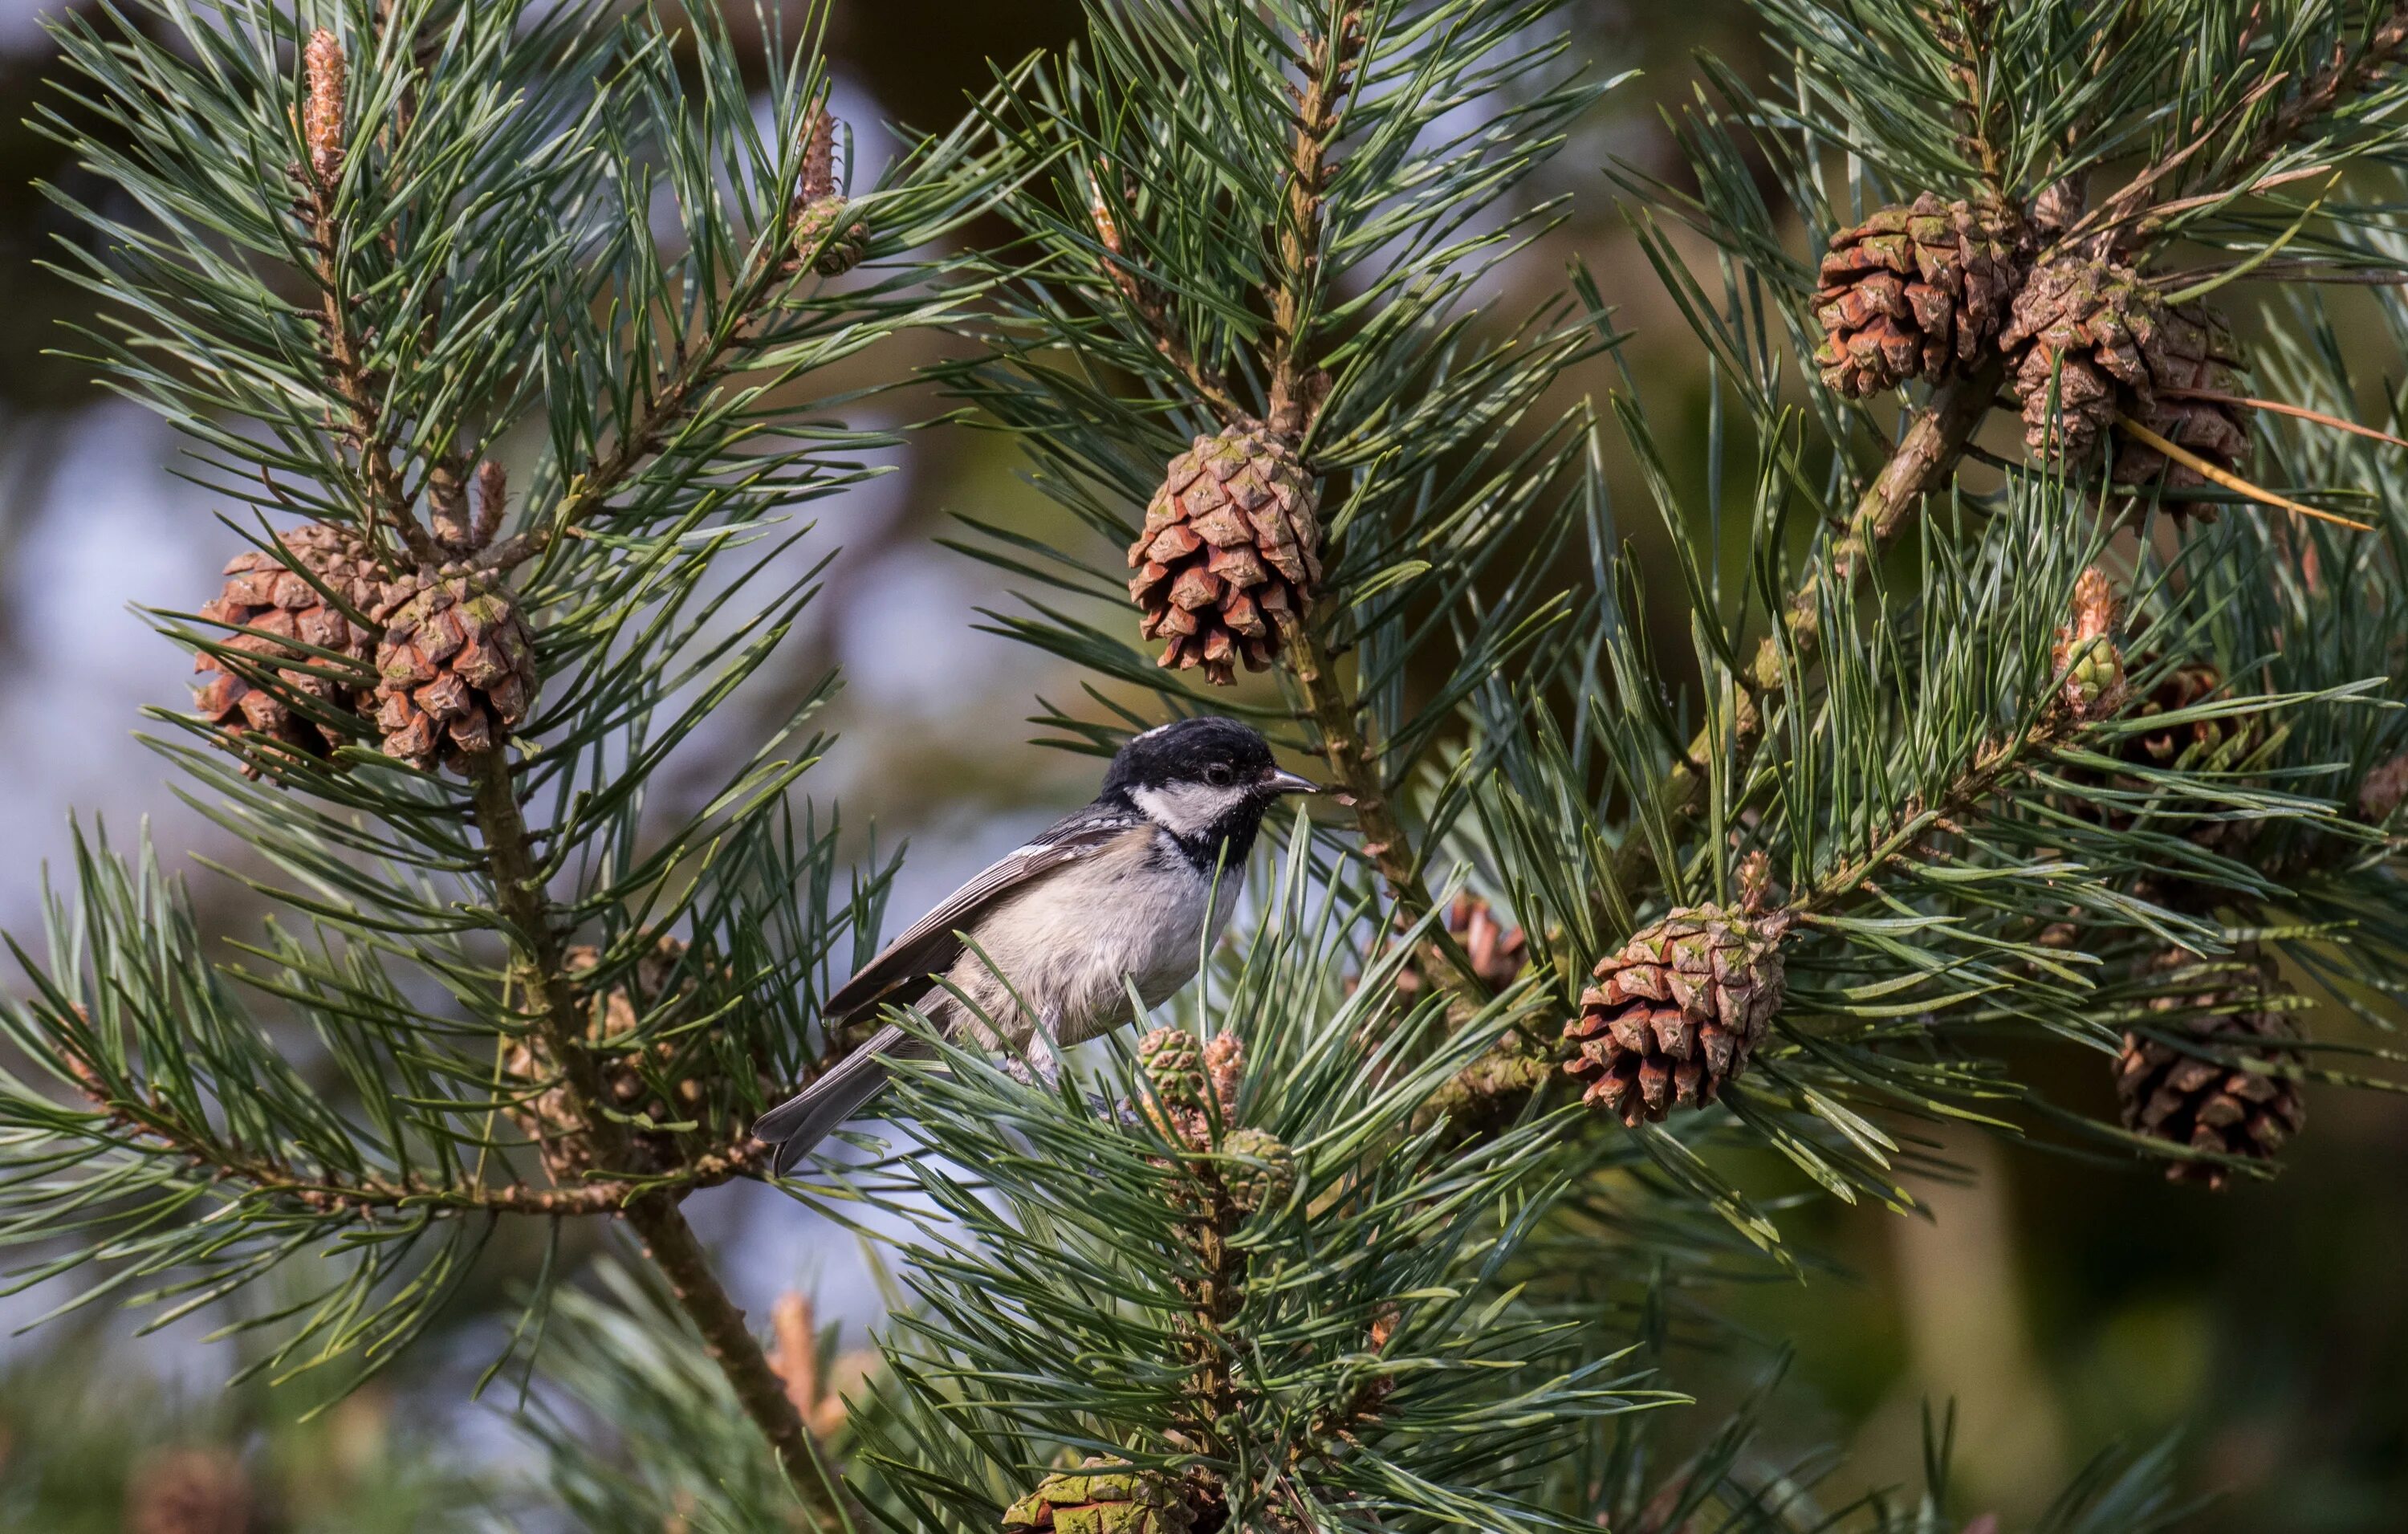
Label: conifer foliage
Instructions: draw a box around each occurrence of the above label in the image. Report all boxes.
[6,0,2408,1528]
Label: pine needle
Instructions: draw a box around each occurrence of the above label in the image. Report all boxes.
[2111,415,2377,531]
[2160,385,2408,453]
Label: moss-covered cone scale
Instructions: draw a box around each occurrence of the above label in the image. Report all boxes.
[2000,258,2250,499]
[1000,1460,1198,1533]
[371,564,539,771]
[1563,905,1792,1125]
[2117,946,2306,1189]
[1126,422,1321,686]
[192,522,397,773]
[1812,192,2020,397]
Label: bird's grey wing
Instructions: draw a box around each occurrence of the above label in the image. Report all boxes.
[819,803,1142,1023]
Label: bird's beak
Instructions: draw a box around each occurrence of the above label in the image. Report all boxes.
[1263,767,1322,796]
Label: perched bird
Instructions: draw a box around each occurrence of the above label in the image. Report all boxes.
[755,716,1319,1173]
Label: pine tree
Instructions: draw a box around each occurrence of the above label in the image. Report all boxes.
[7,0,2408,1528]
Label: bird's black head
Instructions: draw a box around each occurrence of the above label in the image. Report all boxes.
[1104,717,1318,866]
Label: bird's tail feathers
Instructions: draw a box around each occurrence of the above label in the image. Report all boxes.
[755,1023,930,1177]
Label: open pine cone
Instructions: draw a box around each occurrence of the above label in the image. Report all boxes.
[1564,905,1790,1125]
[1382,893,1529,1003]
[193,523,393,772]
[2117,946,2305,1188]
[1127,423,1320,685]
[1001,1461,1198,1534]
[505,936,757,1182]
[2000,258,2248,500]
[371,566,539,771]
[1813,193,2019,397]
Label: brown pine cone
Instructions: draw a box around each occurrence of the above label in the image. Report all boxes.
[193,523,393,774]
[2358,751,2408,822]
[504,936,752,1182]
[1563,905,1790,1126]
[1813,193,2019,397]
[1372,893,1529,1004]
[1000,1461,1197,1534]
[1127,423,1320,685]
[2000,259,2248,500]
[2116,946,2304,1188]
[370,566,538,771]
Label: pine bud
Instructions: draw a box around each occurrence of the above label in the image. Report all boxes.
[304,30,346,184]
[1202,1032,1244,1119]
[791,105,866,276]
[2051,566,2125,718]
[471,459,507,550]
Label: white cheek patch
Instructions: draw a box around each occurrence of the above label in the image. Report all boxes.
[1130,780,1248,838]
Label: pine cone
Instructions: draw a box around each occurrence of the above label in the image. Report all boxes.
[2116,946,2304,1188]
[2000,259,2248,498]
[193,523,391,773]
[1127,424,1321,685]
[371,566,538,771]
[1001,1461,1197,1534]
[1216,1126,1295,1214]
[1813,193,2019,397]
[504,936,748,1181]
[126,1447,252,1534]
[1563,906,1790,1126]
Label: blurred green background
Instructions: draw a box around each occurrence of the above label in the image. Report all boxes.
[0,2,2402,1528]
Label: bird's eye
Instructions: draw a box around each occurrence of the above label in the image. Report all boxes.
[1204,763,1235,787]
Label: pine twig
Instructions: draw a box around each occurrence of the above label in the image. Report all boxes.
[1606,362,2004,893]
[467,755,843,1516]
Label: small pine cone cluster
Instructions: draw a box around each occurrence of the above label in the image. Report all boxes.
[1134,1027,1243,1149]
[1127,423,1321,685]
[1813,193,2019,397]
[2116,946,2305,1188]
[371,566,539,771]
[1563,905,1790,1126]
[2119,658,2259,790]
[2050,566,2126,718]
[1999,259,2249,498]
[1001,1461,1197,1534]
[193,523,395,772]
[505,936,746,1181]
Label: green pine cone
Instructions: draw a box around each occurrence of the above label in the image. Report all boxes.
[1218,1126,1296,1213]
[1137,1027,1206,1106]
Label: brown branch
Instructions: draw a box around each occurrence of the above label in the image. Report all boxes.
[1086,166,1247,424]
[1264,3,1364,436]
[466,755,843,1517]
[1605,364,2004,897]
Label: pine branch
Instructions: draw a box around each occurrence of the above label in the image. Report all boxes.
[1607,362,2005,893]
[466,754,840,1517]
[2074,2,2408,248]
[1264,2,1363,435]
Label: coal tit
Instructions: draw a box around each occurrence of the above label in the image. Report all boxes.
[754,716,1318,1172]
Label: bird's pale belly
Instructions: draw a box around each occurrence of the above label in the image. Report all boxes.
[934,830,1243,1048]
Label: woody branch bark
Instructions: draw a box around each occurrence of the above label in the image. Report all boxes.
[1259,6,1492,1006]
[1605,360,2005,896]
[466,756,843,1517]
